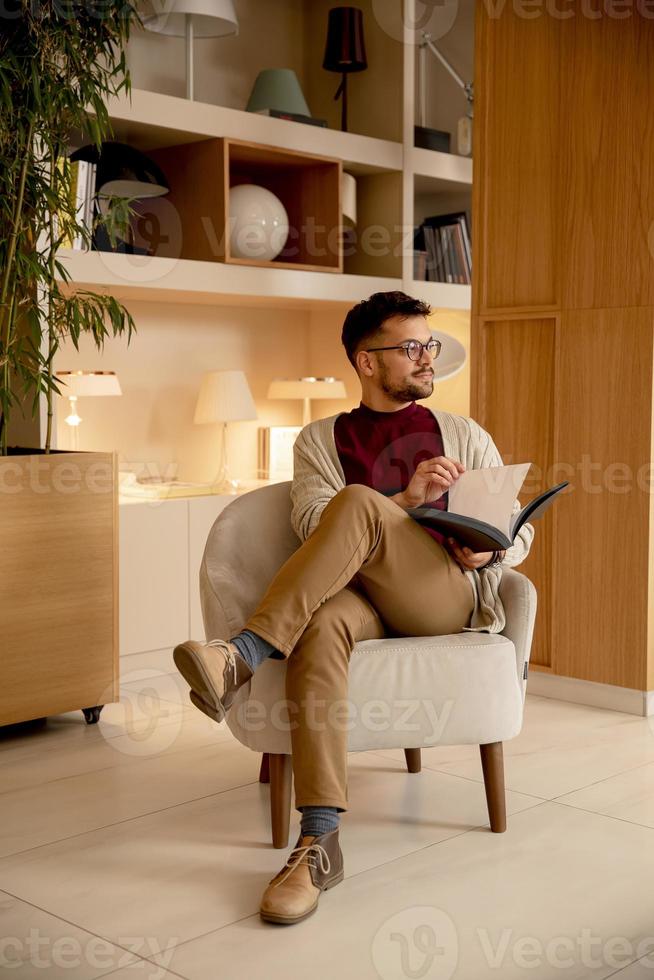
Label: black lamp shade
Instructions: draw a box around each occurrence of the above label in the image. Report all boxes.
[70,142,168,199]
[323,7,367,74]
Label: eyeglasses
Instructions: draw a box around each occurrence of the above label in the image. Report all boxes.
[365,338,442,362]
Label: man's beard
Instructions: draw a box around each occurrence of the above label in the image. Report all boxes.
[378,361,434,403]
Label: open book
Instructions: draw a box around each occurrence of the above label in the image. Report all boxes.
[407,463,569,552]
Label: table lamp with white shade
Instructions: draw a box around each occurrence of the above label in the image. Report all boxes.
[194,369,257,492]
[140,0,239,101]
[267,376,347,427]
[57,370,122,450]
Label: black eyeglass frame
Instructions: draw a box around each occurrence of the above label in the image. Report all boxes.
[364,338,442,361]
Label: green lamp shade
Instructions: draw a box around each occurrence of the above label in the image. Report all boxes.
[246,69,311,116]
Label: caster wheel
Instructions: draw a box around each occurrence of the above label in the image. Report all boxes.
[82,706,104,725]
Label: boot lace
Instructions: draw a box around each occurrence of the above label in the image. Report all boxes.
[273,842,331,888]
[206,640,239,686]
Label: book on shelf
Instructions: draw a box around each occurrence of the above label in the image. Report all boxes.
[423,226,441,282]
[85,162,97,235]
[253,108,328,127]
[406,462,569,552]
[414,211,472,285]
[413,249,428,280]
[57,158,96,251]
[441,226,454,283]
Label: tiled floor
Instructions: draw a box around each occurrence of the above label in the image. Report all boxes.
[2,673,654,980]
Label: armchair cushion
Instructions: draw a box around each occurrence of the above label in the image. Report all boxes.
[224,631,524,754]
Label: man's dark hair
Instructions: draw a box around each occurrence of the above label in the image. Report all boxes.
[341,291,432,370]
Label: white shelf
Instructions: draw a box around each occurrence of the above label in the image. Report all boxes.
[56,249,403,309]
[101,89,403,177]
[410,279,472,311]
[410,146,473,195]
[57,250,472,311]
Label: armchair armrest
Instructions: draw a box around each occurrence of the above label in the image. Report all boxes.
[498,568,538,698]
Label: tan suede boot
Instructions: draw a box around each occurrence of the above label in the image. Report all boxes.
[259,829,344,925]
[173,639,253,722]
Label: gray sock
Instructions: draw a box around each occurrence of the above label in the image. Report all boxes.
[298,805,341,838]
[230,629,278,673]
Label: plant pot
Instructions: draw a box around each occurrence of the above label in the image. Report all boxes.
[0,449,118,726]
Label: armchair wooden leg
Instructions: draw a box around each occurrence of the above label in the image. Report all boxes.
[404,747,421,773]
[259,752,270,784]
[479,741,507,833]
[269,753,292,849]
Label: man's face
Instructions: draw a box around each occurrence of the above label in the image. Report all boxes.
[360,314,436,403]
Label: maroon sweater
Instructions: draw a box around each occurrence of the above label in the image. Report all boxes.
[333,400,448,546]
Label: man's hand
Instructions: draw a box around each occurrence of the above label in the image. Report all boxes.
[391,456,465,510]
[447,537,507,571]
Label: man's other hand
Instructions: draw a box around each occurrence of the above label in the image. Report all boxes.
[446,537,506,571]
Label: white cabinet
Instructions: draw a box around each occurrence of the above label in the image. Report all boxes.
[188,494,235,639]
[118,492,243,662]
[119,498,189,657]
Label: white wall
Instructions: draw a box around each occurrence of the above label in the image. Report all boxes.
[53,300,313,483]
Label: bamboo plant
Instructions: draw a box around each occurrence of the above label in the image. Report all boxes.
[0,0,141,455]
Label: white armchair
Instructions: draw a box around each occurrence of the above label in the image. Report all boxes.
[200,481,537,848]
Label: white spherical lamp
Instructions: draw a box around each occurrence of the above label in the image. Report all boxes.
[229,184,289,261]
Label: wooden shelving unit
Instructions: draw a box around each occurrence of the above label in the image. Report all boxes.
[59,84,473,306]
[61,0,475,309]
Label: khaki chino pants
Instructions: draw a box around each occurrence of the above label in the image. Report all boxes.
[244,484,475,811]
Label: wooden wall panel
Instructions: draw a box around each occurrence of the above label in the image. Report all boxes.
[560,17,654,311]
[473,8,560,313]
[649,351,654,692]
[554,308,652,689]
[472,316,557,668]
[474,4,654,694]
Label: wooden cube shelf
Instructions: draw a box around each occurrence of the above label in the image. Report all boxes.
[139,137,342,273]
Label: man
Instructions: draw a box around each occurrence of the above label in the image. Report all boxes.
[173,291,534,926]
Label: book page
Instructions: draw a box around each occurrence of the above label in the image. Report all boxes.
[447,463,532,536]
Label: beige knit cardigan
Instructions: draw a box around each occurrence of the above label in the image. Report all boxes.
[289,408,535,634]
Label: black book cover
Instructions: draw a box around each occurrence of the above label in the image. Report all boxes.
[407,481,570,553]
